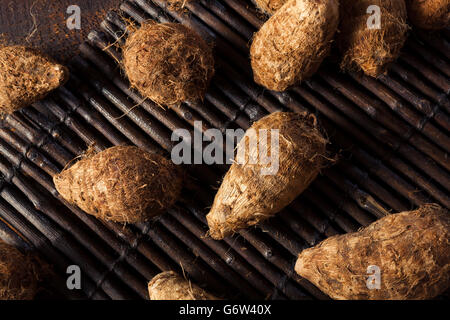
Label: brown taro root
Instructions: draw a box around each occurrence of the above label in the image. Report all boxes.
[250,0,339,91]
[206,112,328,240]
[0,241,39,300]
[122,22,214,106]
[148,271,218,300]
[54,146,183,223]
[295,204,450,300]
[0,46,68,114]
[253,0,287,14]
[406,0,450,30]
[338,0,409,77]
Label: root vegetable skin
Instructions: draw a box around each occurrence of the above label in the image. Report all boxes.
[406,0,450,29]
[123,22,214,106]
[295,204,450,300]
[0,46,68,114]
[54,146,183,224]
[253,0,287,14]
[0,241,39,300]
[148,271,218,300]
[338,0,408,77]
[207,112,328,240]
[250,0,339,91]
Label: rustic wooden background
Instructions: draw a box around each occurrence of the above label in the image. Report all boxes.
[0,0,121,62]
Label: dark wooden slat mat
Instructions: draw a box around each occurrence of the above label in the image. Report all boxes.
[0,0,449,300]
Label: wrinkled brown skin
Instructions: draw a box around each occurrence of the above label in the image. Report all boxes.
[250,0,340,91]
[148,271,218,300]
[0,241,39,300]
[54,146,183,224]
[123,22,214,106]
[338,0,408,77]
[207,112,328,240]
[406,0,450,29]
[295,204,450,300]
[0,46,68,114]
[253,0,287,14]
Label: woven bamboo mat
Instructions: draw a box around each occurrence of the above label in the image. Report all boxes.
[0,0,449,300]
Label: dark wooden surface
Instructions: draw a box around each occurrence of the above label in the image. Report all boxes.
[0,0,121,62]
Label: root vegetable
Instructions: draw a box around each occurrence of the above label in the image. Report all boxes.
[148,271,218,300]
[338,0,409,77]
[253,0,287,15]
[0,241,39,300]
[122,22,214,106]
[250,0,339,91]
[207,112,328,240]
[295,204,450,300]
[406,0,450,29]
[0,46,68,114]
[54,146,183,223]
